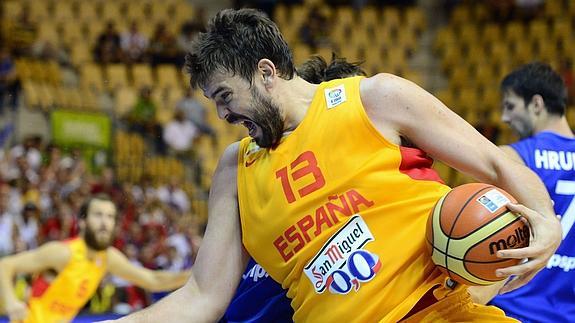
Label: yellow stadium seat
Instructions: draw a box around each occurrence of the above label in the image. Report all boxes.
[80,88,99,110]
[290,6,310,28]
[396,31,417,53]
[449,66,471,88]
[505,22,524,43]
[471,3,489,22]
[70,43,92,68]
[552,19,572,42]
[36,22,59,44]
[28,1,49,23]
[274,4,289,27]
[450,6,471,26]
[440,46,462,72]
[382,7,400,31]
[481,23,501,45]
[456,87,480,114]
[131,64,154,89]
[101,2,122,23]
[435,89,455,109]
[156,65,181,89]
[544,0,562,18]
[53,1,74,22]
[459,24,479,47]
[3,1,23,19]
[45,61,62,85]
[81,64,105,93]
[106,64,130,91]
[383,47,407,73]
[529,20,548,42]
[77,1,97,21]
[404,7,425,34]
[37,84,56,111]
[336,6,355,26]
[512,41,532,65]
[22,81,41,109]
[60,21,84,48]
[114,86,138,117]
[359,7,379,28]
[488,41,509,65]
[474,65,495,89]
[172,2,195,25]
[292,44,313,66]
[434,28,456,53]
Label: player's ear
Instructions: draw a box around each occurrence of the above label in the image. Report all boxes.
[531,94,545,115]
[257,59,277,90]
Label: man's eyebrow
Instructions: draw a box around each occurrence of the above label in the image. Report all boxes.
[210,86,228,100]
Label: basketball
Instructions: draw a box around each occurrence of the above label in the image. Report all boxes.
[425,183,530,286]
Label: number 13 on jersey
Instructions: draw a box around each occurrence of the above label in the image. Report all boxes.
[276,151,326,203]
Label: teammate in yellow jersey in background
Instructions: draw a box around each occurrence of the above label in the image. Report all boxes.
[0,195,190,323]
[111,9,561,322]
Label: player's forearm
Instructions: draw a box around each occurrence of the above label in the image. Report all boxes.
[467,280,507,304]
[148,270,192,292]
[113,281,222,323]
[494,160,556,219]
[0,259,18,305]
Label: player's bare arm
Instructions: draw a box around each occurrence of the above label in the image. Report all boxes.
[107,247,191,292]
[0,241,71,321]
[359,73,561,293]
[109,142,249,322]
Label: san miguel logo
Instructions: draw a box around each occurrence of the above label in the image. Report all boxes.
[304,215,381,295]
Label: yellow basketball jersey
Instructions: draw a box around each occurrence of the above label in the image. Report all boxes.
[22,238,107,323]
[237,76,453,322]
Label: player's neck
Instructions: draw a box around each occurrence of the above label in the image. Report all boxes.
[537,115,574,138]
[277,77,319,132]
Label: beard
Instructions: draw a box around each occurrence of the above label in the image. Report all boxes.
[84,226,112,251]
[249,87,285,148]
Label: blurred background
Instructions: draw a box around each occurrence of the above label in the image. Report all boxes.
[0,0,573,320]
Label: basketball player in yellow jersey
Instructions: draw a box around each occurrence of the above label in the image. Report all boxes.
[0,195,190,323]
[110,9,561,322]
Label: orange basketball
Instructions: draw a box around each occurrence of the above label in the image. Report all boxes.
[425,183,530,286]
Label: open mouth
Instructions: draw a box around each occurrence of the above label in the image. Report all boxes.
[242,120,257,137]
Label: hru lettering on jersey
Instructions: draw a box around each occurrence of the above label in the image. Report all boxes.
[547,253,575,272]
[304,215,381,294]
[243,263,270,282]
[273,189,375,262]
[534,149,575,170]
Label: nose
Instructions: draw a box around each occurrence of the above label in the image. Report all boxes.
[216,104,228,120]
[500,110,510,124]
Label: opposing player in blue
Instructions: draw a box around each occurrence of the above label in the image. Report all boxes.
[471,62,575,322]
[221,55,366,323]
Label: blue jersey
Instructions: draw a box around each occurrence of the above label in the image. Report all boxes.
[490,131,575,322]
[222,259,293,323]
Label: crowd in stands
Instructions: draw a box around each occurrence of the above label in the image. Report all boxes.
[0,135,203,313]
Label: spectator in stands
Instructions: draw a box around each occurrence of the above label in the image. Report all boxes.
[121,22,149,64]
[162,110,199,156]
[31,40,70,66]
[156,177,190,213]
[6,6,37,55]
[176,87,216,139]
[15,202,39,250]
[94,22,123,64]
[148,23,179,66]
[91,167,123,206]
[514,0,544,21]
[0,184,18,257]
[0,47,21,112]
[126,87,164,153]
[10,135,42,172]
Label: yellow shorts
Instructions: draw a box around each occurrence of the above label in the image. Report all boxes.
[401,288,518,323]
